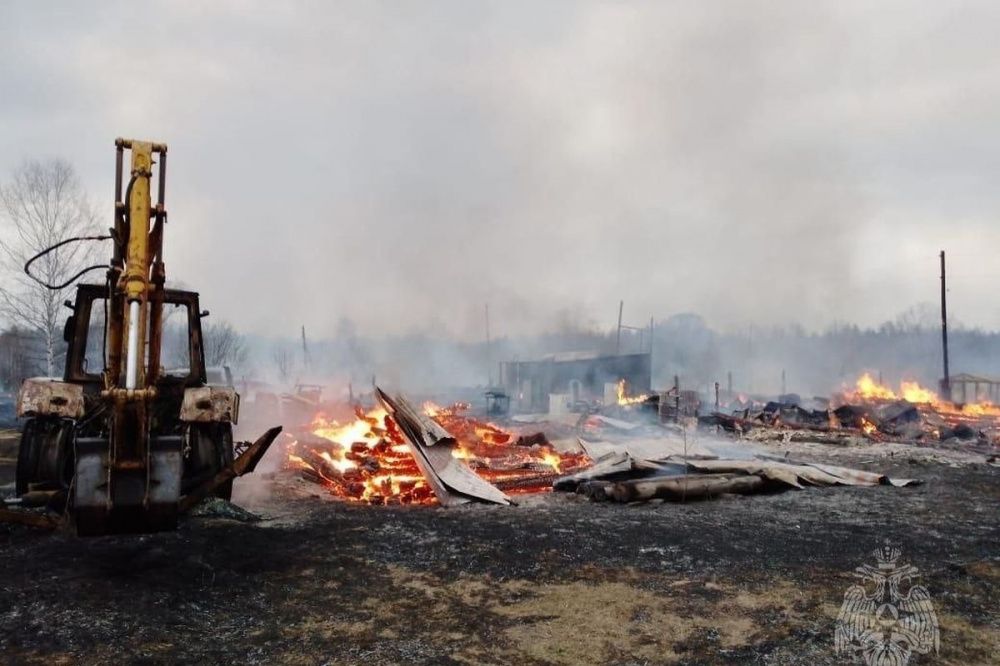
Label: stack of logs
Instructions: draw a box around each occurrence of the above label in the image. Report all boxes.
[574,473,765,503]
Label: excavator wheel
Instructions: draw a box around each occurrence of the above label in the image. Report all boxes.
[183,423,235,501]
[16,417,75,496]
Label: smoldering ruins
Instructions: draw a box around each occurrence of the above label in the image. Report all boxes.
[4,333,999,663]
[3,3,1000,665]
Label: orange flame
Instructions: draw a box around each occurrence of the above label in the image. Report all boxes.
[853,373,898,401]
[616,379,649,406]
[848,373,1000,416]
[287,401,590,504]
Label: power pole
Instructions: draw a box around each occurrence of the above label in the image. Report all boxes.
[673,375,680,422]
[940,250,950,397]
[485,303,492,386]
[301,325,310,371]
[615,300,623,355]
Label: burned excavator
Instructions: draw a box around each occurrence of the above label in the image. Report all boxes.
[14,138,281,535]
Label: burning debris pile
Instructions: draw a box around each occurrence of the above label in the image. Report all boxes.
[278,366,977,510]
[285,393,589,505]
[704,373,1000,448]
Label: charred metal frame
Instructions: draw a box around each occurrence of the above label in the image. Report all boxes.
[63,284,207,387]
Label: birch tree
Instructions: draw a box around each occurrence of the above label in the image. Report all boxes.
[203,320,249,369]
[0,160,100,376]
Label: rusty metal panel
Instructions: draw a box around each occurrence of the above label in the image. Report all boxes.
[16,378,85,419]
[179,386,239,424]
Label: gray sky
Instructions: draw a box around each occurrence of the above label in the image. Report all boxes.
[3,1,1000,340]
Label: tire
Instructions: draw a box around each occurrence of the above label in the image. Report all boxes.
[16,417,74,496]
[216,424,234,500]
[15,419,39,496]
[183,423,234,500]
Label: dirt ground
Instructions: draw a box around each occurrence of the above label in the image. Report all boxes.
[1,433,998,665]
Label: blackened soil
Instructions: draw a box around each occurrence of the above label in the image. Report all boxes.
[1,448,998,665]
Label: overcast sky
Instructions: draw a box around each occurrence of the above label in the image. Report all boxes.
[2,1,1000,340]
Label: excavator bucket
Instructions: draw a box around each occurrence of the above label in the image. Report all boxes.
[74,435,183,536]
[73,427,282,536]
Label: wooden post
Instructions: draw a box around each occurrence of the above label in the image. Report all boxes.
[485,303,492,386]
[940,250,950,398]
[616,300,623,355]
[301,325,309,370]
[673,375,680,422]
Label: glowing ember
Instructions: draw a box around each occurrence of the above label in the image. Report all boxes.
[616,379,650,406]
[287,401,590,504]
[540,451,562,472]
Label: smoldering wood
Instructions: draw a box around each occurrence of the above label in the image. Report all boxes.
[576,480,613,501]
[491,471,562,492]
[514,432,550,447]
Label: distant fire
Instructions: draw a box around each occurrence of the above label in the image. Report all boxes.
[616,379,650,406]
[848,372,1000,416]
[287,401,590,504]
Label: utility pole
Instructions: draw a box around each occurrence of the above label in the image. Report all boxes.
[615,300,623,355]
[714,381,720,433]
[781,369,786,395]
[301,325,310,371]
[940,250,950,398]
[485,303,492,386]
[673,375,680,422]
[649,316,654,353]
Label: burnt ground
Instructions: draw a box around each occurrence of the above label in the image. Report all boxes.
[1,434,998,665]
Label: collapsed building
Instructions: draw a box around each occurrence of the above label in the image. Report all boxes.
[498,351,651,413]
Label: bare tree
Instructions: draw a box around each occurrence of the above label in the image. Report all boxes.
[271,344,294,384]
[203,320,249,369]
[0,160,99,376]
